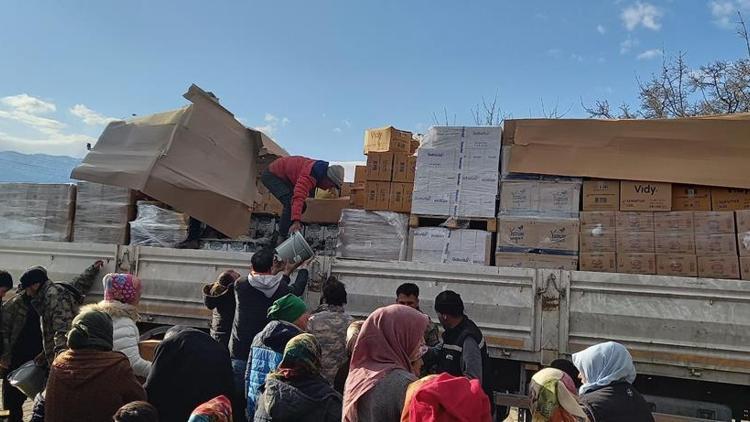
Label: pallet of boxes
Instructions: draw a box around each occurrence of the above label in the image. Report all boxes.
[335,127,418,262]
[408,126,500,267]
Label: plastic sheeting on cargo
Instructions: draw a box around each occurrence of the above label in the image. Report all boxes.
[73,182,133,244]
[336,209,408,261]
[0,183,75,242]
[129,202,189,248]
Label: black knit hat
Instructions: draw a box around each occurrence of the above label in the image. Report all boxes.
[0,271,12,290]
[19,266,49,289]
[434,290,464,317]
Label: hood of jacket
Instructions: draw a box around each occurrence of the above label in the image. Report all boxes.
[51,349,129,388]
[80,300,140,322]
[247,273,285,298]
[202,282,234,309]
[260,376,341,419]
[251,320,302,353]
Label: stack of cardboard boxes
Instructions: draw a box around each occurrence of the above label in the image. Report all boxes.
[363,126,417,213]
[737,210,750,279]
[73,182,135,244]
[0,183,76,242]
[341,166,367,209]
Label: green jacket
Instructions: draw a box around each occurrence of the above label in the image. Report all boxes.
[30,264,100,366]
[0,293,31,368]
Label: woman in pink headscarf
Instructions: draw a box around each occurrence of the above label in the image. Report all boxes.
[79,273,151,378]
[343,304,429,422]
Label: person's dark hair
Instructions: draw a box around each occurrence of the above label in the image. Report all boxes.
[322,276,347,306]
[396,283,419,298]
[217,271,238,287]
[19,266,49,289]
[0,270,13,290]
[251,248,276,273]
[434,290,464,317]
[113,401,159,422]
[550,358,583,389]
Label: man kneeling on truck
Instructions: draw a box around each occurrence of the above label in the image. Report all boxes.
[261,156,344,242]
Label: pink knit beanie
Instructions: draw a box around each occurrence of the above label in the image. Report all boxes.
[102,273,142,305]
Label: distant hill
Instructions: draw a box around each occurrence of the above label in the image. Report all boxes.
[0,151,81,183]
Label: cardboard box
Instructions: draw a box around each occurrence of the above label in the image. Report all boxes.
[579,252,617,273]
[339,182,353,198]
[0,183,77,242]
[654,212,694,232]
[496,216,580,253]
[616,212,654,232]
[740,256,750,280]
[695,233,738,255]
[694,211,736,234]
[579,227,616,252]
[351,187,366,209]
[656,254,698,277]
[495,252,579,270]
[364,181,391,211]
[364,126,412,155]
[366,152,395,181]
[616,231,655,253]
[711,188,750,211]
[737,233,750,256]
[499,179,581,217]
[337,209,409,261]
[620,181,672,211]
[583,179,620,211]
[301,198,349,224]
[392,154,416,183]
[672,185,711,211]
[697,255,740,279]
[354,166,367,184]
[655,232,696,254]
[410,139,420,155]
[736,210,750,233]
[388,182,413,213]
[617,253,656,275]
[580,211,617,229]
[410,228,492,265]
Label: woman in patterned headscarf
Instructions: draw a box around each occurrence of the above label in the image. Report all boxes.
[188,395,233,422]
[529,368,588,422]
[254,333,342,422]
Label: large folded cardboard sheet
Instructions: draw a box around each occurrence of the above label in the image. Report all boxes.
[504,115,750,189]
[71,85,259,237]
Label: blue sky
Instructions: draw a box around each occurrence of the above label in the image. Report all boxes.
[0,0,748,163]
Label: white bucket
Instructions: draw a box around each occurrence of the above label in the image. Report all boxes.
[275,231,314,263]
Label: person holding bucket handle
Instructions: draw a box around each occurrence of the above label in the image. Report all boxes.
[261,156,344,241]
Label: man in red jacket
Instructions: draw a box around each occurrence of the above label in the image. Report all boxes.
[261,156,344,239]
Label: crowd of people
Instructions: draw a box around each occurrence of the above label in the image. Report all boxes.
[0,253,655,422]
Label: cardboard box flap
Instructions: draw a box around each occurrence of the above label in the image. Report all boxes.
[505,116,750,189]
[71,84,259,238]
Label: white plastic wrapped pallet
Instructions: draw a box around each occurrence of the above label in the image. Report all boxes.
[336,209,409,261]
[411,127,501,219]
[129,201,189,247]
[73,182,133,244]
[0,183,75,242]
[409,227,491,265]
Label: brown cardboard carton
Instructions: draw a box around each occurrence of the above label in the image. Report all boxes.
[616,212,654,232]
[366,152,395,181]
[392,154,416,183]
[694,211,736,234]
[656,254,698,277]
[695,233,738,255]
[697,255,740,279]
[410,139,420,155]
[364,126,412,154]
[388,183,413,213]
[617,253,656,275]
[672,185,711,211]
[620,181,672,211]
[655,232,696,254]
[339,182,354,198]
[404,183,413,213]
[580,211,616,229]
[580,252,617,272]
[301,198,349,224]
[354,166,367,184]
[496,217,580,252]
[582,179,620,211]
[740,256,750,280]
[654,211,694,232]
[351,187,366,209]
[495,252,578,270]
[737,232,750,256]
[736,210,750,233]
[364,181,391,211]
[579,227,616,252]
[616,231,655,253]
[711,187,750,211]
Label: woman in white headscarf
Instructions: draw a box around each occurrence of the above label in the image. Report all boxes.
[572,342,654,422]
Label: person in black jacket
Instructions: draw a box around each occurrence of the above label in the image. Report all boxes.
[572,341,654,422]
[203,270,241,348]
[228,248,308,417]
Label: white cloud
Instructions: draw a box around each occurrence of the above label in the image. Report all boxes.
[570,53,584,62]
[546,48,564,59]
[254,112,290,135]
[343,119,351,128]
[620,37,639,54]
[0,94,95,157]
[637,48,663,60]
[621,2,663,31]
[597,24,607,34]
[709,0,749,28]
[333,127,342,133]
[69,104,117,126]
